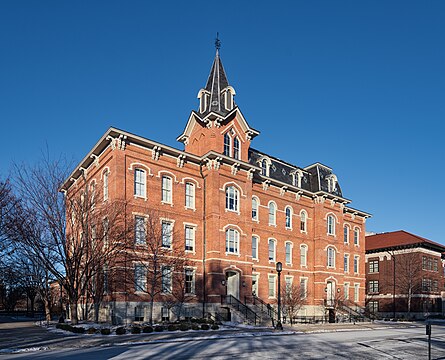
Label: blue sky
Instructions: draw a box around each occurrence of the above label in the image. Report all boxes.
[0,1,444,242]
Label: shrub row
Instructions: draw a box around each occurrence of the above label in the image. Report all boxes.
[55,323,85,334]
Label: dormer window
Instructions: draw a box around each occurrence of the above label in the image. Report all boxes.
[327,174,337,193]
[292,169,303,188]
[223,86,235,111]
[259,156,271,177]
[197,89,209,113]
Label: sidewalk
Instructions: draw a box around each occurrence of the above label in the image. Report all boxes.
[0,317,424,355]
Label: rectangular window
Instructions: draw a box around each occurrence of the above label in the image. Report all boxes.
[162,266,172,293]
[369,260,379,273]
[134,264,147,292]
[185,269,195,294]
[252,236,258,260]
[233,137,240,160]
[285,277,292,294]
[161,307,170,321]
[134,169,146,197]
[432,280,438,292]
[344,283,349,300]
[368,301,378,313]
[268,239,275,261]
[354,284,359,302]
[135,216,146,245]
[343,226,349,243]
[285,242,292,264]
[134,306,144,322]
[368,280,379,293]
[162,176,172,203]
[344,254,349,273]
[433,259,438,272]
[327,248,335,267]
[354,229,359,245]
[185,182,195,209]
[185,226,195,252]
[300,245,307,267]
[268,275,276,298]
[162,221,172,248]
[354,256,359,273]
[422,278,432,292]
[300,278,307,299]
[422,256,427,270]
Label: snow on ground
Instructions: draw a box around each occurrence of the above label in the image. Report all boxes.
[0,347,49,354]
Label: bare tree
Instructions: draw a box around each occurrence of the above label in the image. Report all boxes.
[281,283,307,325]
[395,251,423,314]
[130,208,190,324]
[8,156,129,324]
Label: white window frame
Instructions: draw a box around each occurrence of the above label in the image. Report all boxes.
[134,264,147,292]
[354,283,360,302]
[161,266,172,294]
[252,197,259,221]
[185,182,195,209]
[226,228,240,255]
[268,238,276,262]
[344,282,350,300]
[369,260,379,273]
[344,254,349,273]
[327,247,336,268]
[268,202,276,226]
[162,221,173,249]
[300,244,308,267]
[103,170,109,201]
[300,210,307,233]
[134,215,146,245]
[343,225,349,244]
[354,255,359,274]
[327,214,336,236]
[233,136,240,160]
[268,274,277,298]
[184,268,195,294]
[224,133,231,157]
[134,168,146,198]
[161,176,173,204]
[300,277,308,299]
[185,225,195,252]
[354,227,360,246]
[368,280,379,294]
[252,235,259,260]
[285,206,292,229]
[285,241,293,265]
[225,186,239,213]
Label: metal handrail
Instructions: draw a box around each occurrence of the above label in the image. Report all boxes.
[221,295,258,325]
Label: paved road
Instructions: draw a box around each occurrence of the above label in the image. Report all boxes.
[2,324,444,359]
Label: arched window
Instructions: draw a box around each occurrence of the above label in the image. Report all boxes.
[327,247,336,267]
[225,186,239,212]
[224,133,231,156]
[103,170,109,201]
[162,176,172,203]
[261,159,268,176]
[327,174,337,193]
[185,182,195,209]
[300,210,307,232]
[252,236,258,260]
[300,244,307,267]
[134,168,146,197]
[233,137,240,160]
[343,225,350,244]
[252,197,259,221]
[327,215,335,235]
[292,170,303,188]
[268,202,276,226]
[285,207,292,228]
[268,239,276,261]
[354,228,360,245]
[226,229,239,254]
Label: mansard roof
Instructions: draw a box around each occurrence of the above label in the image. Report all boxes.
[248,148,344,197]
[366,230,445,254]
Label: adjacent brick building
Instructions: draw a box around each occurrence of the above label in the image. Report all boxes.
[62,48,370,324]
[366,230,445,319]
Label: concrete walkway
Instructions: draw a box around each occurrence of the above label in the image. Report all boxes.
[0,316,424,354]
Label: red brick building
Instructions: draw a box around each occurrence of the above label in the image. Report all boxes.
[366,231,445,319]
[62,48,370,324]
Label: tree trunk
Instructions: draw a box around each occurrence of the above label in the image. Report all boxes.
[70,303,79,325]
[94,303,100,323]
[44,298,51,322]
[149,298,154,325]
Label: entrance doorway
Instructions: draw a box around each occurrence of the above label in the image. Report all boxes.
[226,271,240,299]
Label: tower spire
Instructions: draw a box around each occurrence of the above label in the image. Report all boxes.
[215,32,221,52]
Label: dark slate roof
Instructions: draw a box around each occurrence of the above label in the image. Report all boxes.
[248,148,343,196]
[201,50,233,117]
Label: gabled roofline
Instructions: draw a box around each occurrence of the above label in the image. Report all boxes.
[304,162,333,171]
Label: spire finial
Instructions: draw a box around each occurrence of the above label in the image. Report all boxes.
[215,32,221,51]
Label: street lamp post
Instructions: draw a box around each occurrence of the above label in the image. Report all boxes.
[276,262,283,330]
